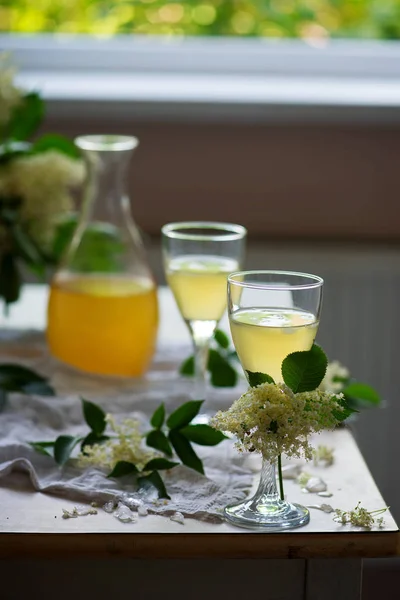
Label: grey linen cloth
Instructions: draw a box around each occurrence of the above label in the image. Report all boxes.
[0,331,252,522]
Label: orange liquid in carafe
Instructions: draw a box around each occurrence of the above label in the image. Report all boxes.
[47,275,158,376]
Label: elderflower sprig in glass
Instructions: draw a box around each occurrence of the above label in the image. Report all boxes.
[162,222,247,405]
[211,379,349,531]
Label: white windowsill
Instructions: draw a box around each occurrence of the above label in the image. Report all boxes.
[5,34,400,123]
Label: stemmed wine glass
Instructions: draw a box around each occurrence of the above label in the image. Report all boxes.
[225,270,323,530]
[161,222,247,405]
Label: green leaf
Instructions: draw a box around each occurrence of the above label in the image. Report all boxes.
[0,253,21,306]
[208,349,238,387]
[81,398,107,436]
[246,371,275,387]
[143,458,178,471]
[282,344,328,393]
[180,424,227,446]
[54,435,81,466]
[150,403,165,429]
[166,400,204,430]
[29,441,55,457]
[21,381,55,396]
[0,364,50,392]
[108,461,139,478]
[179,355,194,376]
[138,470,170,499]
[80,432,109,453]
[146,429,173,457]
[213,329,230,349]
[8,92,44,140]
[169,430,204,474]
[342,383,381,406]
[31,134,81,159]
[0,389,7,412]
[332,396,357,423]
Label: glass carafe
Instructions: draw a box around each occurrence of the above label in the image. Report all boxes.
[47,135,158,377]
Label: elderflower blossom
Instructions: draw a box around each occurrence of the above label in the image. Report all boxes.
[210,382,345,462]
[0,55,21,127]
[77,414,157,471]
[0,151,84,250]
[334,502,388,529]
[319,360,349,393]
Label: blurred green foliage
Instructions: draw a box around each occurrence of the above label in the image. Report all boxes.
[1,0,400,39]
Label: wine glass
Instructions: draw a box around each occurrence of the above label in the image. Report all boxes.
[161,222,247,405]
[225,270,323,530]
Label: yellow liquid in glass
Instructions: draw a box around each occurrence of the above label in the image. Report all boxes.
[166,255,239,321]
[230,307,318,383]
[47,275,158,377]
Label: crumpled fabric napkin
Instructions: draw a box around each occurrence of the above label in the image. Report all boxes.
[0,330,252,522]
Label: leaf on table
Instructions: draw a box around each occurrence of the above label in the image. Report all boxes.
[146,429,173,457]
[138,471,170,500]
[143,458,179,471]
[282,344,328,393]
[21,381,55,396]
[208,349,238,387]
[179,355,194,376]
[150,403,165,429]
[166,400,203,430]
[81,398,107,436]
[213,329,230,349]
[0,364,49,391]
[168,430,204,475]
[0,254,21,306]
[180,424,227,446]
[246,371,275,387]
[29,441,55,457]
[108,461,139,478]
[54,435,82,466]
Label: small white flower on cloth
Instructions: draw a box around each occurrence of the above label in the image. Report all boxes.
[318,491,333,498]
[281,464,303,480]
[138,504,148,517]
[170,511,185,525]
[62,506,97,519]
[305,477,327,493]
[114,503,136,523]
[103,501,116,513]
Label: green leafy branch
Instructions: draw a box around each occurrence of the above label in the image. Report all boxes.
[31,397,226,499]
[180,329,240,387]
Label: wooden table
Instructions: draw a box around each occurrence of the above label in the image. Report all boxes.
[0,285,398,600]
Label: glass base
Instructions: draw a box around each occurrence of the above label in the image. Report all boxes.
[224,498,310,531]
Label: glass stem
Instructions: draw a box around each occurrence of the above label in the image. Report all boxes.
[188,320,216,401]
[193,335,209,401]
[277,454,285,501]
[255,459,280,505]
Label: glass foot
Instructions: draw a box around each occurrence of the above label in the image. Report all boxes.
[224,498,310,531]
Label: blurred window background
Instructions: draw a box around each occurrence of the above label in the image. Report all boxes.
[1,0,400,40]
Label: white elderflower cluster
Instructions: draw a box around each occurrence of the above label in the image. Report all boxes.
[77,414,157,471]
[0,151,84,250]
[319,360,349,393]
[0,55,21,127]
[211,382,345,462]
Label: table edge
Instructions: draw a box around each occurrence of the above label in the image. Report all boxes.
[0,530,398,559]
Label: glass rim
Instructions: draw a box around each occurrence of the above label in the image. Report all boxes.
[228,270,324,290]
[161,221,247,242]
[75,134,139,152]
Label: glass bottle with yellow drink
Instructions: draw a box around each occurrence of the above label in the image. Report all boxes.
[47,135,158,377]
